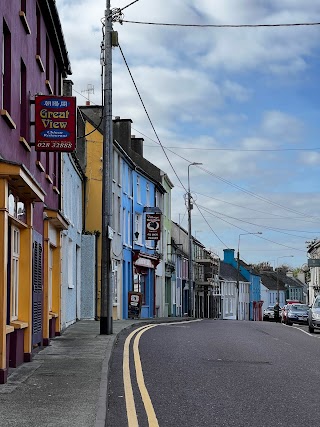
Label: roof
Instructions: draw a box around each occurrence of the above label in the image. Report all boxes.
[219,262,248,283]
[260,271,304,291]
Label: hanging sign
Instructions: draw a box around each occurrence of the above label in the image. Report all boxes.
[35,95,76,152]
[145,213,161,240]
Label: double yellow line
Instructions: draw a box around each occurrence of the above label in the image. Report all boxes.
[123,324,159,427]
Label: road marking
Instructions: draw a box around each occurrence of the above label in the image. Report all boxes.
[133,325,159,427]
[282,323,320,337]
[123,320,201,426]
[123,325,151,427]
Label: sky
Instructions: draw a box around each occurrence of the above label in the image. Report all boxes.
[57,0,320,270]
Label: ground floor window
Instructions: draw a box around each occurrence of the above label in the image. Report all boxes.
[10,226,20,320]
[134,272,146,304]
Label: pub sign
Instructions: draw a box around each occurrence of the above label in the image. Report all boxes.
[145,213,161,240]
[35,95,76,152]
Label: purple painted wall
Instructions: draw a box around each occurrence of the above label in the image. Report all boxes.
[0,0,71,232]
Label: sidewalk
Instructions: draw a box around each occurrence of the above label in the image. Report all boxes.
[0,317,189,427]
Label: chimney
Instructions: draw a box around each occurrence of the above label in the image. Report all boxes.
[131,135,144,157]
[63,79,74,97]
[113,117,132,153]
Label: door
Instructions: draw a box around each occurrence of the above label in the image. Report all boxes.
[32,231,43,346]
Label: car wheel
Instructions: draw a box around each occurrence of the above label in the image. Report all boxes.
[286,319,292,326]
[309,325,314,333]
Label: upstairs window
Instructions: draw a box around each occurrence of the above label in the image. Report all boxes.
[20,59,27,139]
[2,20,11,112]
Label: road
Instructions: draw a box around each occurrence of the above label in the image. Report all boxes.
[106,319,320,427]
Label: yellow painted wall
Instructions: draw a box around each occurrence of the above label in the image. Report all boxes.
[0,179,8,371]
[84,122,103,317]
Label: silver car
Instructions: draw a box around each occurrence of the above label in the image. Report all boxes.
[308,296,320,333]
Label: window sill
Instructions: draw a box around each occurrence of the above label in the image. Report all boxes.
[1,110,16,129]
[19,11,31,34]
[10,320,28,330]
[6,325,14,334]
[36,54,45,72]
[20,136,31,152]
[49,311,58,318]
[36,160,45,172]
[46,80,53,95]
[46,174,53,184]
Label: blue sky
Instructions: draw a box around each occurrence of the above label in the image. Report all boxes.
[57,0,320,269]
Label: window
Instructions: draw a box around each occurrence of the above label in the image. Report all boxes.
[118,155,121,185]
[2,20,11,112]
[146,183,150,207]
[11,227,20,320]
[128,211,131,245]
[20,59,27,139]
[112,260,118,304]
[136,176,141,204]
[135,214,142,244]
[122,208,126,242]
[134,273,146,304]
[36,6,41,55]
[68,239,74,288]
[45,35,50,81]
[48,246,53,312]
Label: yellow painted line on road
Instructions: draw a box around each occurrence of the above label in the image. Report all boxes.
[133,325,159,427]
[123,320,200,426]
[123,325,153,427]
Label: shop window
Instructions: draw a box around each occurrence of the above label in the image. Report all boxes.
[11,227,20,321]
[112,261,118,304]
[134,273,146,304]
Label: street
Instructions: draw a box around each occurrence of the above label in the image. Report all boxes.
[107,319,320,427]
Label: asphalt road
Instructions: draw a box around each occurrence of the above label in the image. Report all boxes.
[106,319,320,427]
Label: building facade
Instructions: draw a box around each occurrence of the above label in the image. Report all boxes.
[0,1,71,383]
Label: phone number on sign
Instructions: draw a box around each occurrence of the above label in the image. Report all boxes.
[37,142,73,149]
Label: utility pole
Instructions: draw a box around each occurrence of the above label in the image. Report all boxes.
[187,162,202,317]
[101,0,113,335]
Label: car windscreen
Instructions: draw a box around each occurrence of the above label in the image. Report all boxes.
[290,305,308,311]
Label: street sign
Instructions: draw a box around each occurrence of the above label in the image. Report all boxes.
[145,213,161,240]
[308,259,320,267]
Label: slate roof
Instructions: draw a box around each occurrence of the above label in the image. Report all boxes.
[219,261,248,282]
[260,270,304,291]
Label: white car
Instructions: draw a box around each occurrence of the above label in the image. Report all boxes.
[263,306,275,321]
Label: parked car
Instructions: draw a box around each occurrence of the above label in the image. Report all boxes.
[283,304,309,326]
[263,306,275,321]
[308,296,320,333]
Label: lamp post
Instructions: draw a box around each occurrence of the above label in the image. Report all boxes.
[276,255,294,304]
[187,162,202,317]
[236,232,262,320]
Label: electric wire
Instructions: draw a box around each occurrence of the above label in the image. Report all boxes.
[196,203,316,240]
[144,145,320,152]
[195,203,306,253]
[118,43,187,192]
[121,20,320,28]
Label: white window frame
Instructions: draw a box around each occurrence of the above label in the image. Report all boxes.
[11,227,20,321]
[136,175,141,204]
[48,245,53,311]
[135,213,142,245]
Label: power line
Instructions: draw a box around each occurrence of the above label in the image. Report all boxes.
[144,145,320,152]
[118,43,187,192]
[121,20,320,28]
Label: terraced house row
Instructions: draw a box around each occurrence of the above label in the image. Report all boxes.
[0,0,218,384]
[1,1,308,385]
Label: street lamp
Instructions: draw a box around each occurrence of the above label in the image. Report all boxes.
[276,255,294,304]
[237,232,262,320]
[187,162,202,317]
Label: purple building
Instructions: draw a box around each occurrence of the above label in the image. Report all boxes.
[0,1,71,383]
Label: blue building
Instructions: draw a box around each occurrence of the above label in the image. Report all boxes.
[113,118,165,319]
[223,249,262,320]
